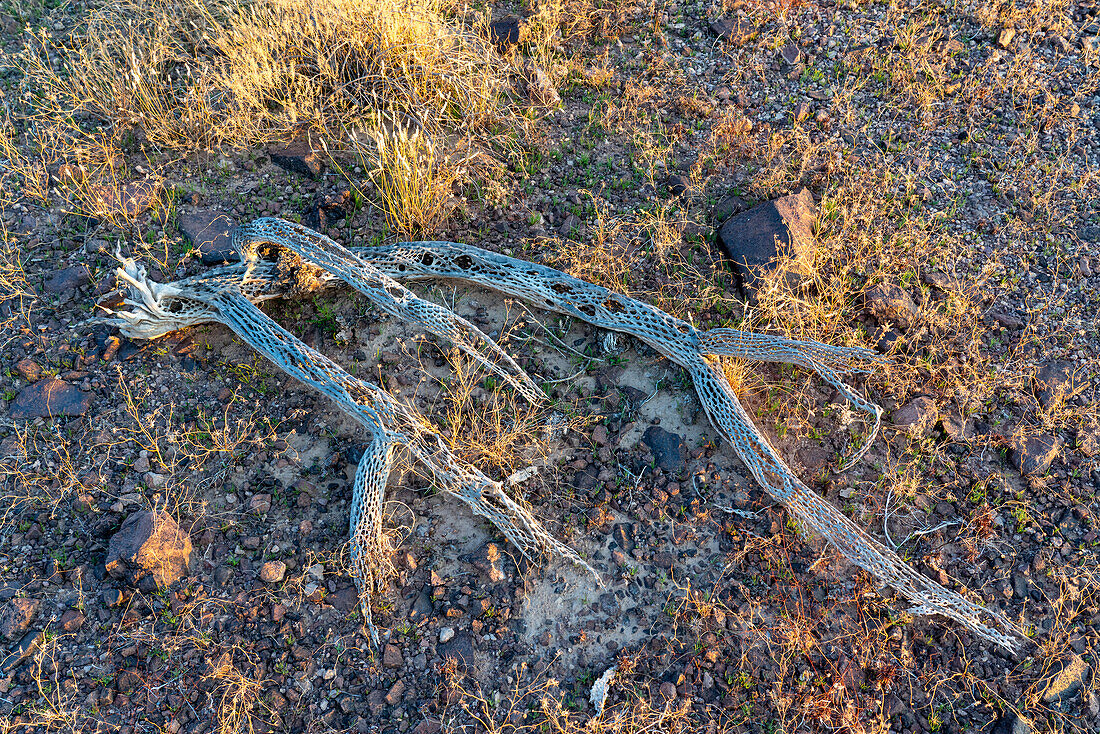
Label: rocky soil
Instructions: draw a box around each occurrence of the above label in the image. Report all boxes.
[1,1,1098,733]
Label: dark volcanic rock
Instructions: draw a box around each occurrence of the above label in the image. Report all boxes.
[716,187,817,299]
[1010,433,1061,476]
[302,190,350,231]
[328,586,359,613]
[643,426,686,473]
[1,630,42,674]
[10,378,92,419]
[106,510,193,591]
[487,15,524,49]
[44,265,90,296]
[865,281,919,330]
[467,543,506,583]
[710,16,755,45]
[178,210,237,264]
[991,713,1033,734]
[939,408,973,441]
[780,42,801,64]
[382,643,403,669]
[438,633,475,670]
[1041,653,1090,704]
[269,140,324,178]
[667,174,689,196]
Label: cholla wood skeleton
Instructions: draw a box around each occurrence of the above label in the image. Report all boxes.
[100,217,1025,651]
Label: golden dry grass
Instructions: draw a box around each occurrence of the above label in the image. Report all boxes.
[2,0,1097,732]
[11,0,521,236]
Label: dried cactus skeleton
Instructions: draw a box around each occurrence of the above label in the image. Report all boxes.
[98,217,1025,652]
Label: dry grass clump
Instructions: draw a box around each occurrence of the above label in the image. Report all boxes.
[354,128,462,239]
[524,0,627,60]
[13,0,520,235]
[17,0,509,149]
[207,649,272,734]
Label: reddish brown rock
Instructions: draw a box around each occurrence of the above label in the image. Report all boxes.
[382,643,403,669]
[13,359,42,382]
[259,561,287,583]
[385,678,406,705]
[892,396,938,438]
[1035,361,1081,410]
[1010,433,1061,476]
[106,511,193,591]
[0,598,39,639]
[59,610,85,632]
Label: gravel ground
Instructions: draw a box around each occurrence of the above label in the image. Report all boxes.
[1,1,1098,733]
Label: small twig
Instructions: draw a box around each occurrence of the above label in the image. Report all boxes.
[884,487,897,550]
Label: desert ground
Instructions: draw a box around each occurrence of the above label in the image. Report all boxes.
[0,0,1098,733]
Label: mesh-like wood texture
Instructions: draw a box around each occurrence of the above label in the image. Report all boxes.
[99,217,1025,652]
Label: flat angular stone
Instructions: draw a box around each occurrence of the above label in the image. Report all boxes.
[44,265,90,295]
[996,27,1016,48]
[178,210,238,264]
[385,678,406,705]
[892,396,937,438]
[1,630,42,674]
[716,188,817,299]
[106,510,193,591]
[269,140,323,178]
[1042,653,1090,704]
[10,378,92,419]
[939,408,973,441]
[438,633,475,670]
[710,16,755,46]
[13,359,42,382]
[487,15,524,49]
[1010,433,1061,476]
[1035,361,1080,410]
[382,643,403,669]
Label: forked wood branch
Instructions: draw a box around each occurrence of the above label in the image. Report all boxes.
[97,217,1026,652]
